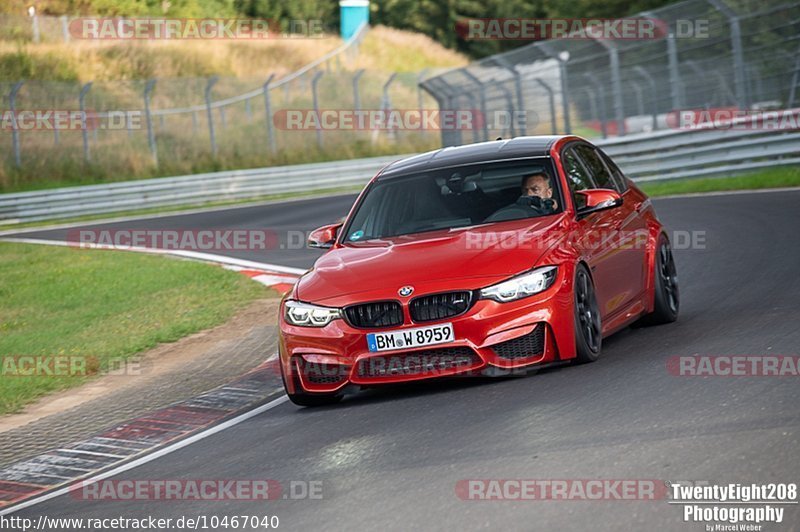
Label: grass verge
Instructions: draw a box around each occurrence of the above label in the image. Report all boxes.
[0,241,271,415]
[639,167,800,197]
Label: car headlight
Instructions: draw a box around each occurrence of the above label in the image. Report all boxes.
[284,300,342,327]
[480,266,558,303]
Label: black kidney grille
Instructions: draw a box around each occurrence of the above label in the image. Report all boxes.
[344,301,404,328]
[410,291,473,322]
[492,325,545,360]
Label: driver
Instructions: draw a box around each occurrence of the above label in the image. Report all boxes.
[520,172,557,210]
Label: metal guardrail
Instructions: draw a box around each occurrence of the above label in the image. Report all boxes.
[1,113,798,224]
[596,109,800,182]
[0,154,405,224]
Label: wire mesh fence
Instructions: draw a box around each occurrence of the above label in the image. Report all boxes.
[0,23,447,190]
[422,0,800,146]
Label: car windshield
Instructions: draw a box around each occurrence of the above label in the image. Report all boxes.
[343,158,561,242]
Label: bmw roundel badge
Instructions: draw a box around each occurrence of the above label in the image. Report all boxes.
[398,286,414,297]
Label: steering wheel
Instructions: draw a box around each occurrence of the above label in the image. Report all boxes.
[485,195,550,222]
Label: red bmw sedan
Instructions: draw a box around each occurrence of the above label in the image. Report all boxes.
[279,136,679,406]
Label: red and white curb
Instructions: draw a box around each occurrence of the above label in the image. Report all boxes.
[223,266,300,295]
[0,357,286,514]
[0,238,301,513]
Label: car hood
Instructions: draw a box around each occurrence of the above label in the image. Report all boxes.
[296,215,567,305]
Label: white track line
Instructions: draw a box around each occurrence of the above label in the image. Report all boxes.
[0,190,359,236]
[0,395,289,516]
[0,237,306,276]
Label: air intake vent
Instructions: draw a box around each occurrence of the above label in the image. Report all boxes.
[356,346,480,378]
[492,325,545,360]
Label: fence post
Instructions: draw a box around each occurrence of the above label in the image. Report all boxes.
[581,74,608,138]
[588,33,625,135]
[60,15,70,43]
[52,97,59,146]
[205,76,219,157]
[491,57,527,135]
[263,74,276,154]
[581,88,598,127]
[311,71,324,149]
[417,69,429,111]
[534,78,558,135]
[381,72,399,141]
[608,46,625,135]
[244,98,252,122]
[497,85,516,137]
[460,69,489,142]
[420,77,461,147]
[666,32,684,110]
[144,79,158,166]
[460,92,481,143]
[633,66,659,131]
[630,81,645,117]
[31,14,40,43]
[789,51,800,107]
[79,82,93,162]
[9,82,24,168]
[707,0,749,109]
[539,44,572,134]
[352,69,365,110]
[381,72,398,111]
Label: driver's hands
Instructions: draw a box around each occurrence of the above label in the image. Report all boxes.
[516,195,556,213]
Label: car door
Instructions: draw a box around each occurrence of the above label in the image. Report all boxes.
[573,144,647,317]
[561,144,619,322]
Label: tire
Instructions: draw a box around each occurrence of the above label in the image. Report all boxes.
[281,367,343,407]
[639,235,679,326]
[574,264,602,363]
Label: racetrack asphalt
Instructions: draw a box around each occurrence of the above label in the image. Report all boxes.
[5,189,800,530]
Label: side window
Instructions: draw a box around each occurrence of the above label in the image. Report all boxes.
[561,147,595,210]
[598,150,629,192]
[574,144,615,190]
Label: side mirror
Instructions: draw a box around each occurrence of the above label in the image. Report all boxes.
[575,189,623,219]
[308,223,342,249]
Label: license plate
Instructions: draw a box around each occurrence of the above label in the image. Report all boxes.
[367,323,454,352]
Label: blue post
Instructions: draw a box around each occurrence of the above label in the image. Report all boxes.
[340,0,369,40]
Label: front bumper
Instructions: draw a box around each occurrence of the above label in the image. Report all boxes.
[279,272,574,395]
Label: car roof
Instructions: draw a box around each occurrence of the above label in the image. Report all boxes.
[378,135,568,179]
